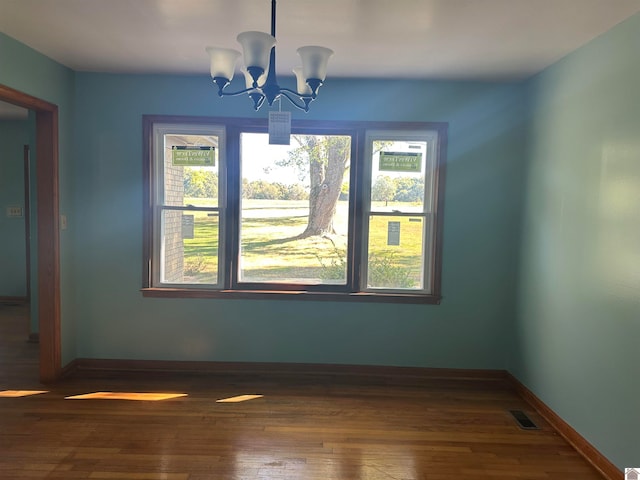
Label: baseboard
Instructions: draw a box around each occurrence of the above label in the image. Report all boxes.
[0,296,28,305]
[507,373,621,480]
[68,358,508,383]
[61,358,78,379]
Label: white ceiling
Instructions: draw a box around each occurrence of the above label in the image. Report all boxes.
[0,0,639,81]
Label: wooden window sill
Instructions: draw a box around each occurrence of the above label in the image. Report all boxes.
[141,288,441,305]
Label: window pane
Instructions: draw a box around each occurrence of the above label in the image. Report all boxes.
[161,210,219,284]
[163,134,219,207]
[239,133,350,284]
[367,215,425,290]
[371,140,427,213]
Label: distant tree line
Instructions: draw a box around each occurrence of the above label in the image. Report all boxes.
[183,170,309,200]
[372,175,424,205]
[242,179,309,200]
[184,171,423,204]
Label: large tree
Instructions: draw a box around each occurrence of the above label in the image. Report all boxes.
[184,170,217,198]
[278,135,350,238]
[372,175,396,206]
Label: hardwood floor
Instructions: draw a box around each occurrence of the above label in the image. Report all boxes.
[0,305,604,479]
[0,302,39,385]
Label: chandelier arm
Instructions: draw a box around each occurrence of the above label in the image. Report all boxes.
[279,87,313,100]
[218,86,256,97]
[279,91,311,112]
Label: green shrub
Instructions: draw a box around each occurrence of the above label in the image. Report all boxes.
[315,238,347,280]
[316,243,416,289]
[184,254,208,276]
[368,251,415,289]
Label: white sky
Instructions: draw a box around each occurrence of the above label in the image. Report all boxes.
[241,133,307,185]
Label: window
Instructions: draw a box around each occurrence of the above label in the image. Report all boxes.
[143,117,447,303]
[147,124,225,287]
[364,131,439,293]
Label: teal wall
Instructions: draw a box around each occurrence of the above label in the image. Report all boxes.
[0,119,29,297]
[0,32,76,360]
[512,13,640,469]
[72,74,526,367]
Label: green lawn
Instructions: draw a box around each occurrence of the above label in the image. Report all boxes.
[180,198,425,288]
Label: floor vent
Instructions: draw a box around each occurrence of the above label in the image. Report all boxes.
[509,409,539,430]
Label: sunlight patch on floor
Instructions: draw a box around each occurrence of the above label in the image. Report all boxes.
[216,394,263,403]
[0,390,48,397]
[65,392,187,401]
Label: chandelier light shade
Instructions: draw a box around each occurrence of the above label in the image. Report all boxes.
[292,67,312,96]
[297,46,333,82]
[206,0,333,112]
[206,47,241,81]
[236,31,276,79]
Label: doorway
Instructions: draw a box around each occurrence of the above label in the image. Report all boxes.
[0,116,31,304]
[0,84,60,383]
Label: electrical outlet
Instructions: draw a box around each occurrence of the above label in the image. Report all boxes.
[6,206,23,218]
[60,214,68,230]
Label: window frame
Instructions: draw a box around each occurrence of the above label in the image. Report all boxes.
[361,129,440,295]
[151,122,227,289]
[142,115,447,304]
[228,123,360,293]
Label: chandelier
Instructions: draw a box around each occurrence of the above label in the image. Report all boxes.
[206,0,333,112]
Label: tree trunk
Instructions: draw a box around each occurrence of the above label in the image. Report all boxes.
[297,138,348,238]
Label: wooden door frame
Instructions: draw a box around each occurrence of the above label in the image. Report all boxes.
[0,84,61,383]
